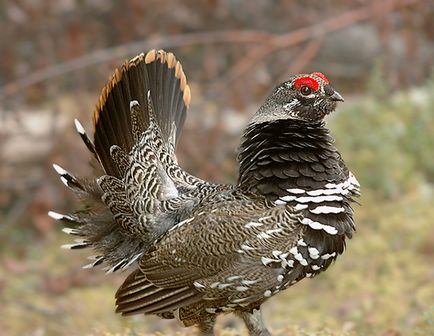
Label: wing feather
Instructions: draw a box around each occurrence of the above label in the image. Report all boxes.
[115,192,302,316]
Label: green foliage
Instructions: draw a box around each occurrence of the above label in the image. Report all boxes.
[331,78,434,199]
[365,58,389,100]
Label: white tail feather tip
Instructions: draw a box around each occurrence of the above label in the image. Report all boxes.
[130,100,139,109]
[60,176,69,187]
[82,263,94,269]
[62,228,79,235]
[52,163,68,175]
[87,255,101,260]
[74,119,85,134]
[48,211,64,220]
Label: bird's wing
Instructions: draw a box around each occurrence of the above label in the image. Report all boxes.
[115,192,304,316]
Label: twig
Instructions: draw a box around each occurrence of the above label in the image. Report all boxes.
[0,0,420,103]
[286,38,324,78]
[206,0,420,100]
[0,31,273,102]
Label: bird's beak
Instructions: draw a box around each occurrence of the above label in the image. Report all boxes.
[330,90,344,102]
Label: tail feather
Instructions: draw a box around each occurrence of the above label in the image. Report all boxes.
[74,119,99,159]
[82,255,105,269]
[109,145,129,176]
[93,50,190,177]
[51,50,207,275]
[51,174,145,270]
[52,164,84,191]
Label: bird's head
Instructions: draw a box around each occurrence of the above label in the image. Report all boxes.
[252,72,344,124]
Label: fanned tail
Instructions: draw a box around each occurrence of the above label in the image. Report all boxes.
[93,49,191,177]
[50,50,198,272]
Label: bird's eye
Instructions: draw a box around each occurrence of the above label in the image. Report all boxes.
[300,85,312,96]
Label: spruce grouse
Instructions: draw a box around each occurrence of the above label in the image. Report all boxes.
[49,49,360,336]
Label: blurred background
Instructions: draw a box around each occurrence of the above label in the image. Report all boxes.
[1,1,433,335]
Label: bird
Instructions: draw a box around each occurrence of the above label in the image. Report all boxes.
[49,49,360,336]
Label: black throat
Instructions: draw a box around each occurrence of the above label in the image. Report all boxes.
[237,119,349,200]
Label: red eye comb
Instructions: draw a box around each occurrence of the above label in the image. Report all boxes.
[311,72,329,84]
[293,76,319,91]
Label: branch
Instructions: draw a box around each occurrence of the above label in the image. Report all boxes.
[0,31,273,102]
[287,38,324,76]
[206,0,420,99]
[0,0,420,103]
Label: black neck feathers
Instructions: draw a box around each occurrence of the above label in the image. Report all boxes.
[237,119,349,199]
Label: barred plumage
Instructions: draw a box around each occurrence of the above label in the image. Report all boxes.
[50,50,360,335]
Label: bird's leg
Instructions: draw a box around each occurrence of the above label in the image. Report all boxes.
[196,315,216,336]
[237,308,271,336]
